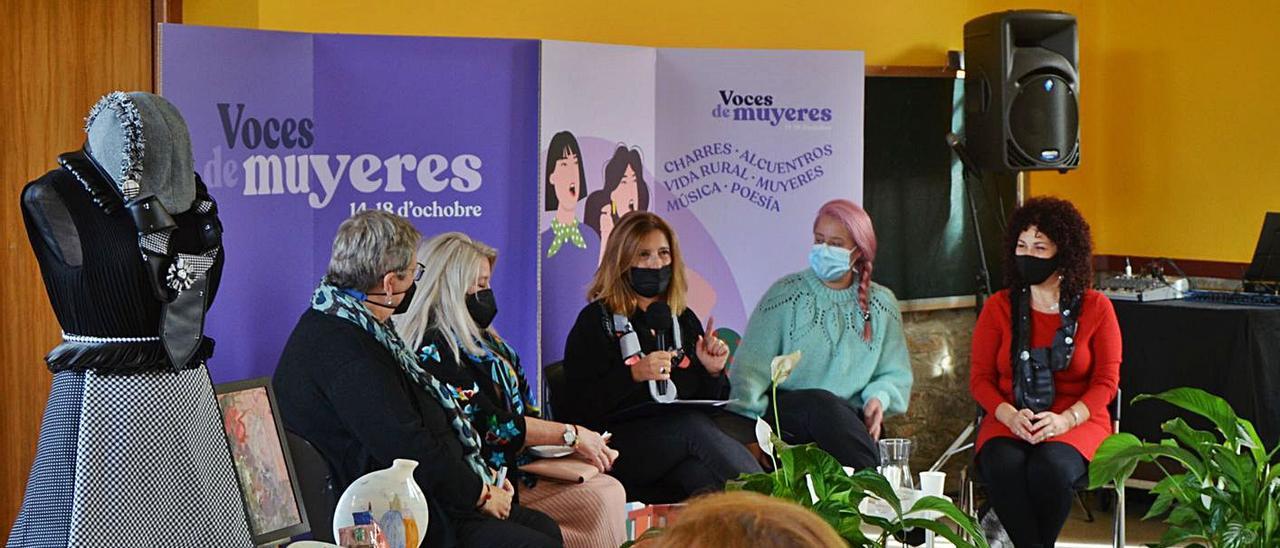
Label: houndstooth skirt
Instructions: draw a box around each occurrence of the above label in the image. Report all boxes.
[7,368,253,547]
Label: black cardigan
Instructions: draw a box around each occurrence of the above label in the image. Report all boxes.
[273,309,484,548]
[560,300,728,431]
[416,328,534,471]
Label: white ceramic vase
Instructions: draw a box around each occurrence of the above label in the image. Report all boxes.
[332,459,428,548]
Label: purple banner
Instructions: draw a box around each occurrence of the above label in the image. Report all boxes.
[161,25,540,384]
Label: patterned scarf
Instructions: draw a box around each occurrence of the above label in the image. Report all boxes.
[311,282,492,482]
[1009,286,1083,413]
[461,335,540,472]
[546,218,586,257]
[464,335,538,418]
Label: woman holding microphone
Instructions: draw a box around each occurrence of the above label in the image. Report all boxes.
[559,211,760,503]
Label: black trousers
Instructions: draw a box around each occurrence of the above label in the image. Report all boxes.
[768,388,880,470]
[607,409,762,503]
[977,437,1087,548]
[453,505,563,548]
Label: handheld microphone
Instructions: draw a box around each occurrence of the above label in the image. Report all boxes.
[644,302,676,402]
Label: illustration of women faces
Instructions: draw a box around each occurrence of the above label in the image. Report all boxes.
[544,131,589,258]
[584,190,614,267]
[595,145,651,263]
[540,132,603,365]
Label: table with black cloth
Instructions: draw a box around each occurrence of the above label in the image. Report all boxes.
[1111,298,1280,455]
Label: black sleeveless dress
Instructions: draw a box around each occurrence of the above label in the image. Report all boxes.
[8,150,253,547]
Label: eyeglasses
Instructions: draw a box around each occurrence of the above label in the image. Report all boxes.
[386,262,424,282]
[399,262,425,282]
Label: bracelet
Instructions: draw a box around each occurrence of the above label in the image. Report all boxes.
[1069,408,1082,427]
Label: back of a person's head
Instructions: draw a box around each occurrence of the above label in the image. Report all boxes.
[326,209,420,291]
[651,491,844,548]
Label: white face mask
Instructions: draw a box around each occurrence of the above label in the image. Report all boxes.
[808,244,853,281]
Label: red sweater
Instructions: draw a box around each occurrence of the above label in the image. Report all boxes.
[970,289,1122,460]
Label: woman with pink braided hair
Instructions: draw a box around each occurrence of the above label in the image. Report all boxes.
[725,199,913,470]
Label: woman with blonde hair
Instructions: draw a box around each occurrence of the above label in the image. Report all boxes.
[275,211,561,547]
[647,491,844,548]
[398,232,626,547]
[559,211,760,503]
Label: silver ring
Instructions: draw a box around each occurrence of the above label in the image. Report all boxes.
[659,366,667,374]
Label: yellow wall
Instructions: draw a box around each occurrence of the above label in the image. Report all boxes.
[1035,1,1280,262]
[183,0,1280,263]
[184,0,257,29]
[196,0,1079,66]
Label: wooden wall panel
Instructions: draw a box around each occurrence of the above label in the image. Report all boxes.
[0,0,153,537]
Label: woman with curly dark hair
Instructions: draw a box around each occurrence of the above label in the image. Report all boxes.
[969,196,1121,547]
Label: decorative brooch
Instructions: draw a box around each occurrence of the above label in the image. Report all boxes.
[166,256,195,293]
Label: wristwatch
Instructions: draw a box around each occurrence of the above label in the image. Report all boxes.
[562,424,578,447]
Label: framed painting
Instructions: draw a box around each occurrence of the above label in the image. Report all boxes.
[215,377,310,544]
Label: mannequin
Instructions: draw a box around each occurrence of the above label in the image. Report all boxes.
[9,91,253,547]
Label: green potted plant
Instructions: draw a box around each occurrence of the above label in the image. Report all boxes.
[1089,387,1280,547]
[727,352,990,548]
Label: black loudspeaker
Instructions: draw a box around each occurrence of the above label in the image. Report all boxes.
[964,10,1079,171]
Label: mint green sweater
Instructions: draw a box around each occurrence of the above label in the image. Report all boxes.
[728,269,913,420]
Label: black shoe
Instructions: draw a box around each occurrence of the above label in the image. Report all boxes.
[893,527,928,546]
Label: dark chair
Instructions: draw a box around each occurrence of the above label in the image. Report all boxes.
[285,430,338,543]
[960,389,1125,547]
[542,360,572,422]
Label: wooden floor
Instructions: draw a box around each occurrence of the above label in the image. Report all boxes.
[903,492,1170,548]
[1057,495,1168,547]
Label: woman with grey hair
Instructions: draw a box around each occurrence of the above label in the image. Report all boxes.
[273,211,562,548]
[399,232,626,547]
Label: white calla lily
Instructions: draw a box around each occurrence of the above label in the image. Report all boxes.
[770,350,802,384]
[755,417,775,457]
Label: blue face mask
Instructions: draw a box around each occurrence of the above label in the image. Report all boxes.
[808,244,853,281]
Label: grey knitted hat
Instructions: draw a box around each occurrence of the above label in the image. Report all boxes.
[85,91,196,214]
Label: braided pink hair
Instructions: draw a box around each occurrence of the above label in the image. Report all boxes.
[814,199,878,342]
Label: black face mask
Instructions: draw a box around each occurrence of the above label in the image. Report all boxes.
[1016,254,1060,286]
[629,265,673,298]
[369,281,417,315]
[467,288,499,329]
